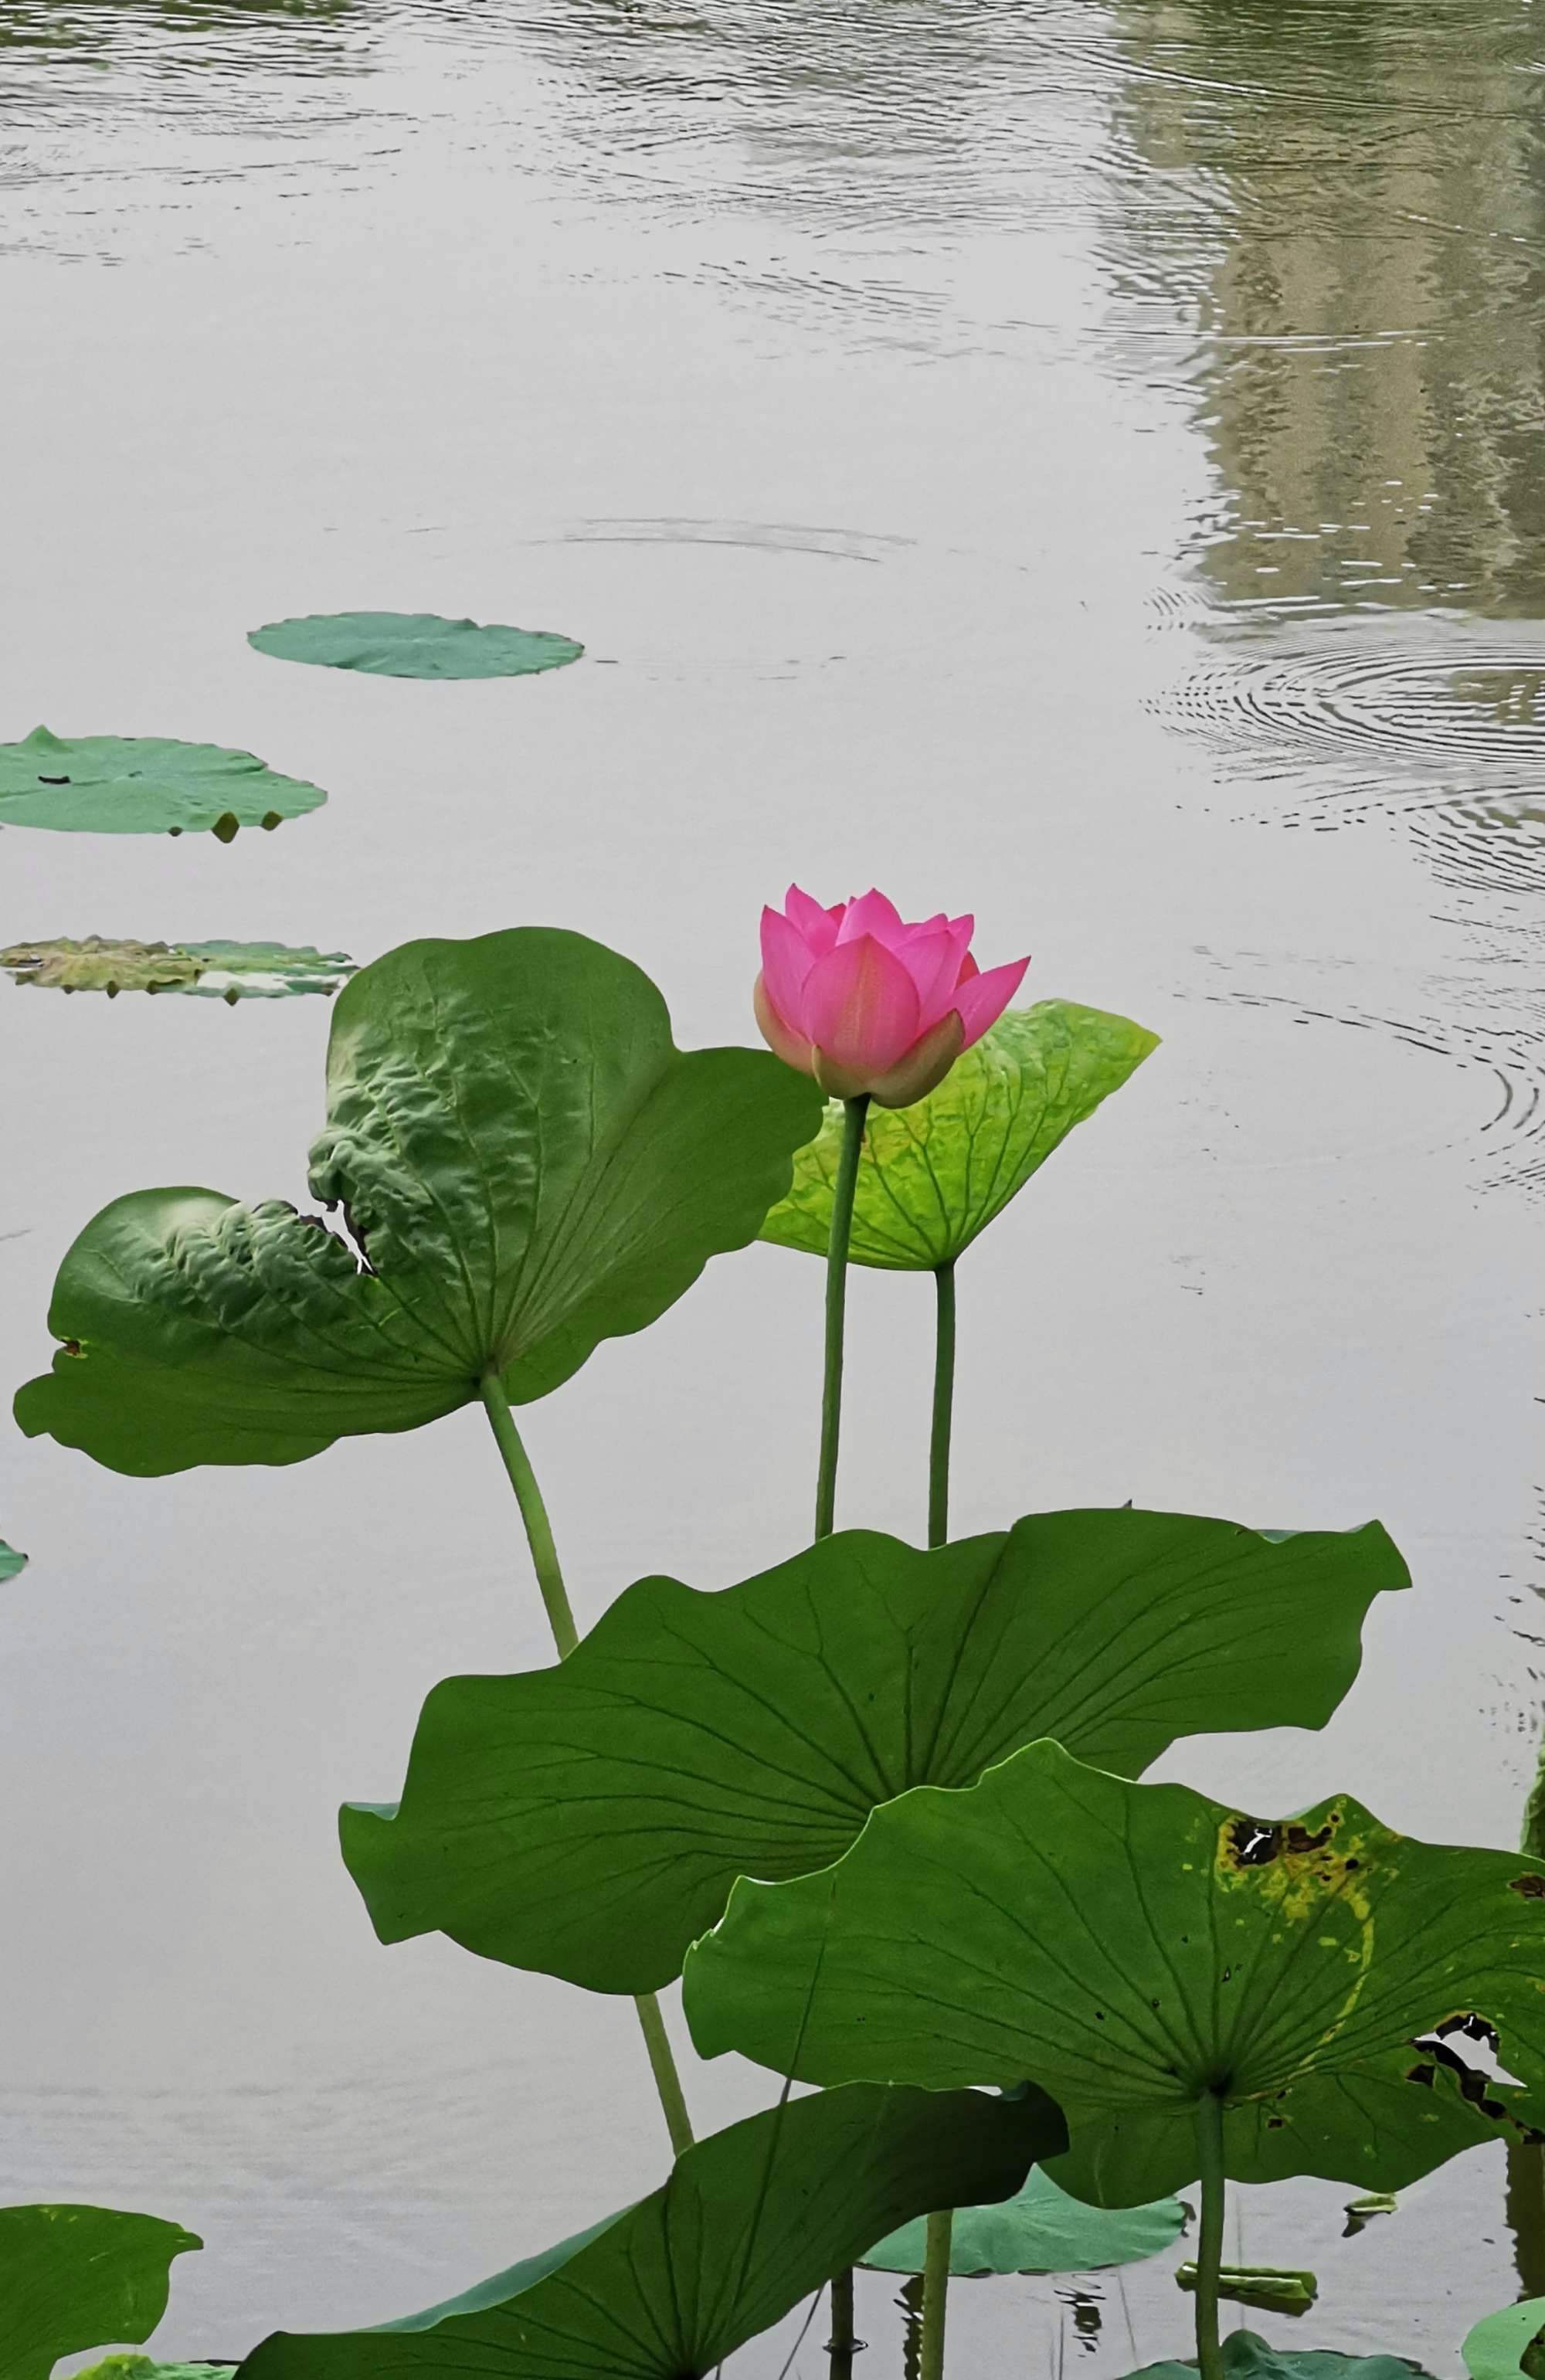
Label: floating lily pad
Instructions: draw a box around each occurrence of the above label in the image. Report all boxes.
[238,2084,1063,2380]
[684,1742,1545,2207]
[2,939,355,1002]
[247,613,583,681]
[0,729,326,838]
[0,1541,26,1581]
[1123,2334,1430,2380]
[760,1000,1159,1269]
[860,2165,1185,2278]
[1464,2299,1545,2380]
[0,2204,201,2380]
[344,1509,1406,1994]
[1177,2264,1316,2316]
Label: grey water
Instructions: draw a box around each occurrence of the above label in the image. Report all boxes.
[2,0,1544,2369]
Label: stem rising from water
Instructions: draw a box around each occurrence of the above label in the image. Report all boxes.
[814,1095,870,1542]
[1194,2090,1228,2380]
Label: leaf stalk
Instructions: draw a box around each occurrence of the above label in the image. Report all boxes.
[1194,2089,1228,2380]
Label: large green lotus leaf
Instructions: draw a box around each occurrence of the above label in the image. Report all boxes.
[0,729,325,838]
[860,2164,1184,2277]
[341,1509,1406,1992]
[0,2204,201,2380]
[683,1740,1545,2207]
[247,613,582,680]
[2,939,354,1001]
[1464,2300,1545,2380]
[1,1540,26,1580]
[238,2083,1065,2380]
[759,1001,1159,1269]
[1124,2335,1429,2380]
[15,931,820,1476]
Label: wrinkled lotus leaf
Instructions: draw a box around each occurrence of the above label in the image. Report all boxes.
[343,1509,1405,1994]
[247,613,583,681]
[0,729,325,839]
[1343,2192,1397,2238]
[0,2204,201,2380]
[1124,2334,1430,2380]
[860,2164,1184,2278]
[684,1740,1545,2208]
[15,930,820,1476]
[1465,2300,1545,2380]
[0,1540,26,1580]
[2,939,355,1002]
[759,1001,1159,1269]
[1176,2264,1316,2316]
[238,2083,1065,2380]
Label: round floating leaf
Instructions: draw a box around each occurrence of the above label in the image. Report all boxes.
[1123,2334,1430,2380]
[0,729,325,838]
[860,2165,1184,2278]
[2,939,354,1001]
[0,2204,201,2380]
[342,1509,1406,1993]
[247,613,583,681]
[759,1001,1159,1270]
[238,2083,1065,2380]
[684,1742,1545,2206]
[1465,2300,1545,2380]
[15,930,822,1476]
[0,1541,27,1581]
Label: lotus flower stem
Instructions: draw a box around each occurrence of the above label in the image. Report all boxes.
[1194,2090,1228,2380]
[919,2210,952,2380]
[827,2266,861,2378]
[815,1095,870,1541]
[477,1369,695,2159]
[928,1263,956,1551]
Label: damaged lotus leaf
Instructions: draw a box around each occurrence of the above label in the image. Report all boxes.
[1464,2299,1545,2380]
[342,1510,1405,1993]
[15,930,820,1475]
[0,729,325,839]
[1123,2335,1430,2380]
[759,1001,1158,1268]
[860,2164,1184,2279]
[0,1541,26,1581]
[683,1741,1545,2208]
[2,939,355,1001]
[237,2083,1065,2380]
[247,613,583,681]
[0,2204,201,2380]
[1176,2264,1316,2317]
[77,2365,234,2380]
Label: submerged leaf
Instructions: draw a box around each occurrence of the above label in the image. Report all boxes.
[759,1000,1158,1269]
[247,613,583,680]
[1176,2264,1317,2316]
[1465,2300,1545,2380]
[0,2203,200,2380]
[0,729,325,837]
[684,1742,1545,2206]
[342,1509,1406,1992]
[1123,2334,1430,2380]
[238,2084,1065,2380]
[860,2165,1184,2278]
[0,1540,27,1580]
[15,930,821,1475]
[2,939,354,1001]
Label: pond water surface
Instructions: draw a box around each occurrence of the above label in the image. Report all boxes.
[4,1,1545,2370]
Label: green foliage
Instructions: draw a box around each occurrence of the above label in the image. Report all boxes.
[1176,2263,1317,2315]
[759,1001,1158,1268]
[341,1508,1405,1991]
[859,2164,1184,2277]
[0,1540,26,1580]
[1123,2336,1430,2380]
[1464,2299,1545,2380]
[237,2084,1065,2379]
[15,930,820,1475]
[0,729,325,838]
[76,2363,233,2380]
[0,2203,201,2380]
[1,939,354,1000]
[683,1740,1545,2205]
[247,613,583,680]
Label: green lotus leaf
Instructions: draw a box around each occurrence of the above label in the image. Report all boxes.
[247,613,582,680]
[1124,2334,1430,2380]
[1176,2263,1316,2316]
[1464,2299,1545,2380]
[342,1509,1406,1992]
[0,2203,201,2380]
[237,2083,1065,2380]
[0,729,325,838]
[1342,2192,1397,2237]
[15,930,820,1476]
[0,1540,26,1580]
[76,2363,233,2380]
[683,1740,1545,2207]
[759,1001,1159,1269]
[860,2164,1184,2277]
[2,939,354,1001]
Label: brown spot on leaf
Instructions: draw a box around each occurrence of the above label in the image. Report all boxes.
[1512,1873,1545,1900]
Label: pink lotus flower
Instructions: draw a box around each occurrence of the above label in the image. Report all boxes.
[755,886,1030,1109]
